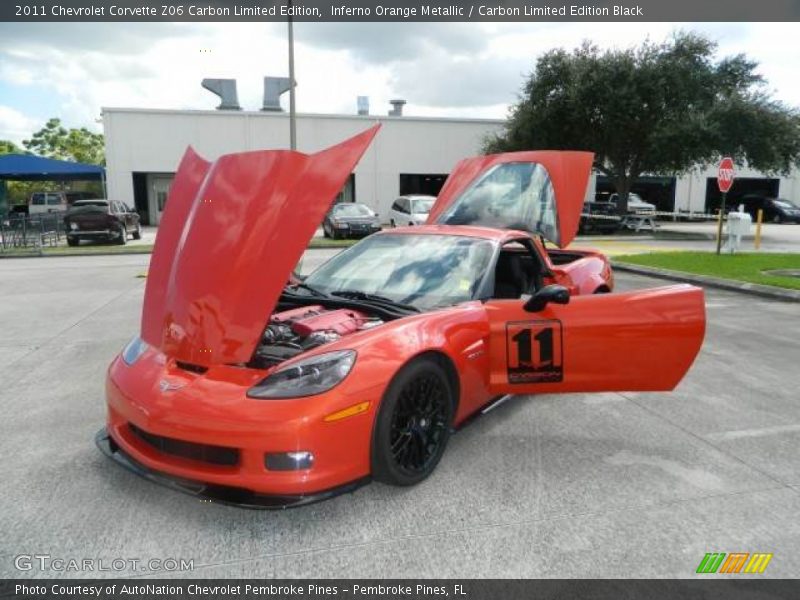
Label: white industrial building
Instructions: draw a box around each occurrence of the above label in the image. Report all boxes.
[103,103,800,225]
[102,106,504,225]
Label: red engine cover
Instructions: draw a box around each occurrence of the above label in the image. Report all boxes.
[289,309,372,337]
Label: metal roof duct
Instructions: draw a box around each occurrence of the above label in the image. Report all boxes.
[201,79,241,110]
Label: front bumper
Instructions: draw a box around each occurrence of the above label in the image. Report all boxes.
[67,230,116,239]
[334,225,381,237]
[96,428,369,509]
[104,353,380,499]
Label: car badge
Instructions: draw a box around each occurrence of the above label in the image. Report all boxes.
[159,379,185,392]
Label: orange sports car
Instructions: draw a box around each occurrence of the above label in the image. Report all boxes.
[97,126,706,508]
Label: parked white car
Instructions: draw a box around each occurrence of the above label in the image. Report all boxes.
[608,193,656,215]
[388,194,436,227]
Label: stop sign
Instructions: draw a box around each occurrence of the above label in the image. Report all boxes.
[718,157,735,193]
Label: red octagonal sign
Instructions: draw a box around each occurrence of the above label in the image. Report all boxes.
[718,157,735,193]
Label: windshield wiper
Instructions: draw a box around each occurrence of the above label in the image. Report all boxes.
[331,290,420,312]
[285,282,329,298]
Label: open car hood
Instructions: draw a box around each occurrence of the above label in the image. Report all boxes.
[141,125,380,367]
[427,151,594,248]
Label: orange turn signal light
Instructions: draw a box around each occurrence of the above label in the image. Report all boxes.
[324,401,370,422]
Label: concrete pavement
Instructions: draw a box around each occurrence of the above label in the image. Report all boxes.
[0,254,799,578]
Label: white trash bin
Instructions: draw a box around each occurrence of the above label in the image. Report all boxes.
[724,210,752,254]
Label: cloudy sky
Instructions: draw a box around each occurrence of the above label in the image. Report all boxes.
[0,21,798,145]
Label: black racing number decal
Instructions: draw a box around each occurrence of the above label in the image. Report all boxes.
[506,320,563,384]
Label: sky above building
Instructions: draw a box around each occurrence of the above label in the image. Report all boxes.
[0,22,798,145]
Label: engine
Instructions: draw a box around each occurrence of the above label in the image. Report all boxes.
[251,305,382,368]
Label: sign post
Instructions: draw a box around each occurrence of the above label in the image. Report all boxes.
[716,157,736,255]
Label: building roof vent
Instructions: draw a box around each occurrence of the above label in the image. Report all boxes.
[262,76,294,112]
[388,99,406,116]
[357,96,370,116]
[201,78,241,110]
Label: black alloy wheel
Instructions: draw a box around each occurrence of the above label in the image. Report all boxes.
[372,357,454,486]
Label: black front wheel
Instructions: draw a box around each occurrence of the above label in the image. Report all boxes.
[132,223,142,240]
[372,357,454,486]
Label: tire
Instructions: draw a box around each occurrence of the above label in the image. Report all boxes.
[67,237,79,247]
[773,214,783,224]
[132,223,142,240]
[323,224,331,238]
[390,219,396,228]
[116,225,127,245]
[372,357,455,487]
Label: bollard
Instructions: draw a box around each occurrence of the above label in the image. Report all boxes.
[754,208,763,250]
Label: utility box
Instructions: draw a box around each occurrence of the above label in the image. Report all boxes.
[725,210,752,253]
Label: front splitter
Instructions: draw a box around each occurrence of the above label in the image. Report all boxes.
[95,428,370,510]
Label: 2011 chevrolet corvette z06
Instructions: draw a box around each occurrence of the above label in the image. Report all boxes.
[97,126,705,508]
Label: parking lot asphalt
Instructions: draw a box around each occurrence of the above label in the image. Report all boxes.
[1,253,799,578]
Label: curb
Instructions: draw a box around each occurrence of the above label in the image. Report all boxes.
[612,261,800,302]
[0,248,153,259]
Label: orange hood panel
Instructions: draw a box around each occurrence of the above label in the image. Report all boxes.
[140,125,380,367]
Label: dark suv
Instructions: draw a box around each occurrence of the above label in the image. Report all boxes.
[64,199,142,246]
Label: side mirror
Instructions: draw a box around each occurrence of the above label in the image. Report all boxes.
[523,284,570,313]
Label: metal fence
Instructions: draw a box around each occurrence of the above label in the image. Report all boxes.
[0,213,66,255]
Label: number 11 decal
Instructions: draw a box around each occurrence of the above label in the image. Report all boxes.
[506,320,564,383]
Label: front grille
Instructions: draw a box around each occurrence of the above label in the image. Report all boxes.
[129,423,239,467]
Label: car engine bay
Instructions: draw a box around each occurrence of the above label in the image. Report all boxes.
[250,305,383,368]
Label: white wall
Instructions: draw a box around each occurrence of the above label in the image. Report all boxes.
[103,108,504,219]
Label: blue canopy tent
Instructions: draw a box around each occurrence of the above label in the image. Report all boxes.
[0,153,105,181]
[0,154,106,216]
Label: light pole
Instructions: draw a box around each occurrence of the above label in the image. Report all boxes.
[287,0,297,150]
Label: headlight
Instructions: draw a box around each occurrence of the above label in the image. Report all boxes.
[248,350,356,399]
[121,336,148,365]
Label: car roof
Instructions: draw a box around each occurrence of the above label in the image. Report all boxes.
[401,194,436,200]
[73,198,108,204]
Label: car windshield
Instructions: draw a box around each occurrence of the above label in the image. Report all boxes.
[411,198,435,214]
[304,233,495,310]
[334,203,373,217]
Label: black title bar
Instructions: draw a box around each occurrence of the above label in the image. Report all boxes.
[2,580,800,600]
[4,0,800,22]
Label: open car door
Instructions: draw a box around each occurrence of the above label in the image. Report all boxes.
[484,285,705,394]
[427,151,593,248]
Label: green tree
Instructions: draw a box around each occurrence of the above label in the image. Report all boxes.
[0,140,22,155]
[22,118,105,165]
[485,32,800,213]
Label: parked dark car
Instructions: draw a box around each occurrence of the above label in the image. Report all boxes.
[322,202,382,239]
[579,201,621,234]
[64,199,142,246]
[736,195,800,223]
